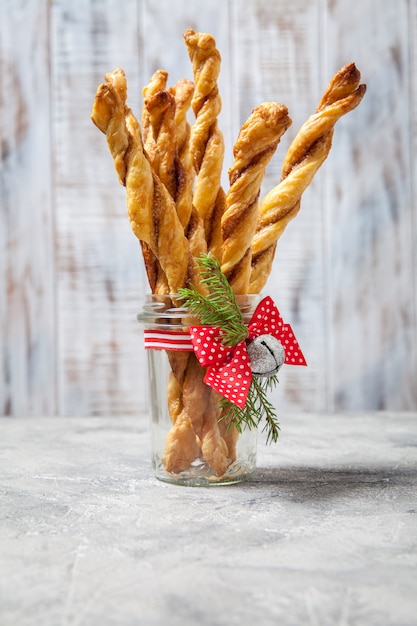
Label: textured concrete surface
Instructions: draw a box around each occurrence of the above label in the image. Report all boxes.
[1,413,416,626]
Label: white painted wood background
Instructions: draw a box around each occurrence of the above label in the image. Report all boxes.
[1,0,416,417]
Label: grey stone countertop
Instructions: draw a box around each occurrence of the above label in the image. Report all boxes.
[1,413,416,626]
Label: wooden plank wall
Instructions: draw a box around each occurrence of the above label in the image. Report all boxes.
[1,0,416,417]
[1,0,56,415]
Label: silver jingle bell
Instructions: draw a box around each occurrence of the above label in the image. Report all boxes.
[247,334,285,377]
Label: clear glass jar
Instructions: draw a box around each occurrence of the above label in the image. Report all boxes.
[137,294,260,486]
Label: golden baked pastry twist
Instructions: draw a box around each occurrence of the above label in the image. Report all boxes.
[141,75,211,464]
[144,76,207,288]
[144,90,178,199]
[163,353,229,475]
[249,63,366,293]
[91,70,191,295]
[184,29,225,248]
[91,68,130,186]
[170,78,196,229]
[95,68,167,294]
[143,76,210,462]
[125,113,193,295]
[170,77,209,278]
[142,74,184,293]
[163,353,234,477]
[141,69,168,160]
[221,102,292,294]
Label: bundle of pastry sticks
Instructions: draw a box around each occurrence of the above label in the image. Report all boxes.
[91,29,365,476]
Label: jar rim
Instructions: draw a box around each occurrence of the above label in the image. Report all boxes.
[137,293,262,326]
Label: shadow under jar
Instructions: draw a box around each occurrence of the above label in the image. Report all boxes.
[137,294,261,486]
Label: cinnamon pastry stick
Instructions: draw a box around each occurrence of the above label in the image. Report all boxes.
[142,69,169,158]
[170,78,196,230]
[250,63,366,292]
[91,72,191,294]
[184,29,225,250]
[221,102,292,294]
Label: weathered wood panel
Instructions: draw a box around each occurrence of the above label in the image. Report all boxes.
[411,0,417,407]
[324,0,417,409]
[413,0,417,403]
[51,0,146,416]
[0,0,56,415]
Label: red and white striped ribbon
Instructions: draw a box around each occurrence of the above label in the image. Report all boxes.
[143,329,193,351]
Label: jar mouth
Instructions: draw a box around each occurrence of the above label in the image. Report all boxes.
[137,293,262,326]
[137,295,188,324]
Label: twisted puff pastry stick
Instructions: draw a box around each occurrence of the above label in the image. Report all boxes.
[249,63,366,293]
[140,71,171,294]
[170,78,196,229]
[143,81,205,437]
[215,103,292,460]
[184,29,225,251]
[92,69,163,292]
[221,102,292,294]
[140,70,214,471]
[91,68,130,186]
[141,69,222,472]
[169,78,209,281]
[91,69,192,295]
[144,78,209,395]
[158,30,230,475]
[144,77,208,281]
[145,84,209,436]
[142,69,168,159]
[144,90,179,199]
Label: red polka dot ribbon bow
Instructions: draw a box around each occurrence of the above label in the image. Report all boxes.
[189,296,307,409]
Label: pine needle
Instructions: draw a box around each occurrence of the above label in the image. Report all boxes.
[219,375,280,444]
[179,256,248,346]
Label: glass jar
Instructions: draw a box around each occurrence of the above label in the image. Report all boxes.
[137,294,260,486]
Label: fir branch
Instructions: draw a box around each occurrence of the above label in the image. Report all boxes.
[251,376,281,444]
[218,395,259,434]
[178,255,248,346]
[219,375,280,444]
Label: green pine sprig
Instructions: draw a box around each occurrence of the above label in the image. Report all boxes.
[178,255,248,347]
[178,254,280,444]
[219,375,280,444]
